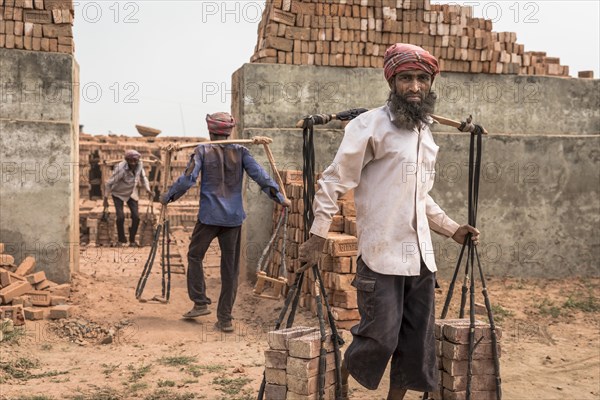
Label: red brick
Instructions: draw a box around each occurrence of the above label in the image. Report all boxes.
[25,271,46,285]
[49,304,72,319]
[442,341,501,361]
[50,295,67,305]
[0,281,33,304]
[287,351,335,379]
[14,256,35,276]
[288,331,336,359]
[264,349,288,369]
[287,369,335,396]
[265,367,286,385]
[443,372,498,391]
[25,290,50,306]
[264,383,286,400]
[23,307,44,320]
[0,305,25,326]
[0,254,15,266]
[267,326,317,350]
[34,279,51,290]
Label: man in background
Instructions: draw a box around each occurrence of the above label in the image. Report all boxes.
[105,150,152,247]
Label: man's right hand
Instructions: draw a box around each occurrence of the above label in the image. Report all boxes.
[298,235,327,268]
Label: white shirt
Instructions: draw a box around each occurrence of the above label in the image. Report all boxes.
[310,105,460,276]
[105,161,151,202]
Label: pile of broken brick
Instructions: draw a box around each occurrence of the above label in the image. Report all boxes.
[0,244,72,336]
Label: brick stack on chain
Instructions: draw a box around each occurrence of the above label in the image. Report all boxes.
[252,0,572,76]
[0,0,75,53]
[264,326,342,399]
[271,170,360,330]
[432,319,502,400]
[0,249,73,332]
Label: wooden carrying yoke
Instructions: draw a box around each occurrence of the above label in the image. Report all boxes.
[163,137,290,300]
[295,112,489,134]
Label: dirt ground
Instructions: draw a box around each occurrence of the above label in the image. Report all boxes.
[0,231,598,400]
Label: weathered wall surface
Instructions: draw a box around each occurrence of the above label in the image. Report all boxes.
[0,48,79,283]
[232,63,599,135]
[232,63,599,280]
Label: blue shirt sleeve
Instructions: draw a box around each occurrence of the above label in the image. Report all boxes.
[165,149,202,203]
[241,147,285,204]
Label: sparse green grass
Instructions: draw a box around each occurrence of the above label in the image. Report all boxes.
[491,304,515,322]
[180,363,225,377]
[536,298,562,318]
[127,363,152,382]
[563,291,600,313]
[0,357,67,381]
[40,343,53,351]
[212,376,252,396]
[182,378,199,385]
[101,363,120,376]
[144,389,198,400]
[157,379,175,387]
[157,356,197,367]
[67,386,122,400]
[9,396,56,400]
[0,325,26,344]
[128,382,149,393]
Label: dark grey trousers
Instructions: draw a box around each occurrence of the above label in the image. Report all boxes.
[344,257,438,392]
[187,221,241,323]
[112,196,139,243]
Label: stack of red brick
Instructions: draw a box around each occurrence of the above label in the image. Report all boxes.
[271,170,360,330]
[432,319,502,400]
[0,0,74,53]
[0,245,72,327]
[252,0,571,76]
[264,326,341,399]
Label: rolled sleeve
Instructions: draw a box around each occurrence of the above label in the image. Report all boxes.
[426,195,460,238]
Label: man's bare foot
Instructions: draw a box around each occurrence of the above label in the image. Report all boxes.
[386,387,408,400]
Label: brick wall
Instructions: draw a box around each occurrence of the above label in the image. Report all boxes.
[0,0,74,53]
[251,0,570,76]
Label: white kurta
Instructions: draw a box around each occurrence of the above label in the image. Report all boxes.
[310,105,460,276]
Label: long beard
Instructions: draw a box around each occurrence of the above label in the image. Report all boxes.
[387,90,437,130]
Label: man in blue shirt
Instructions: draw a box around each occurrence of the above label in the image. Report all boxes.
[161,112,290,332]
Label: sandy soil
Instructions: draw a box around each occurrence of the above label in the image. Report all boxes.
[0,232,598,400]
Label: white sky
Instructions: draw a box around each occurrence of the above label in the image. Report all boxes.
[73,0,600,137]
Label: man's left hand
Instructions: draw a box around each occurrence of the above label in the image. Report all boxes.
[159,193,170,205]
[452,225,480,245]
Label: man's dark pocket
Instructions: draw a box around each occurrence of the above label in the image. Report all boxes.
[352,272,376,320]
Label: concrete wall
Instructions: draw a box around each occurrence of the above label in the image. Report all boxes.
[232,63,600,135]
[0,48,79,283]
[232,63,599,280]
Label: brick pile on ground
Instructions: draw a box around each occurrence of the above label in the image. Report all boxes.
[79,133,203,202]
[271,170,359,330]
[252,0,572,76]
[0,0,74,53]
[264,326,342,399]
[0,248,73,328]
[432,319,502,400]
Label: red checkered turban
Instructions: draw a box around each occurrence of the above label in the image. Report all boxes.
[383,43,440,84]
[124,149,141,160]
[206,112,235,136]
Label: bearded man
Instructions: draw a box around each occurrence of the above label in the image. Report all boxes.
[299,43,480,399]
